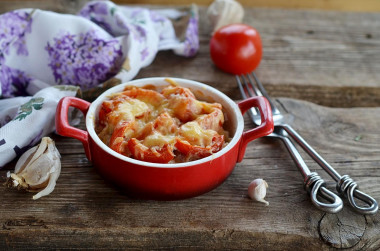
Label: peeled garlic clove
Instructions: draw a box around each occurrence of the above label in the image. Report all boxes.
[33,159,60,200]
[207,0,245,33]
[7,137,61,200]
[248,178,269,205]
[14,144,39,174]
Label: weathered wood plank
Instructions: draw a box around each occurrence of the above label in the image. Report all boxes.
[1,98,379,250]
[4,0,380,13]
[1,2,380,249]
[1,4,380,107]
[136,7,380,108]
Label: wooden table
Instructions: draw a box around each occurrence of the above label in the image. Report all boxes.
[1,4,380,250]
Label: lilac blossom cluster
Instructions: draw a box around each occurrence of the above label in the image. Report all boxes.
[0,61,32,97]
[80,1,150,61]
[0,10,33,97]
[79,1,113,34]
[182,15,199,57]
[0,10,32,56]
[45,30,123,90]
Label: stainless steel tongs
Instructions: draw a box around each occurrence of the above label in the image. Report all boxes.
[237,72,378,214]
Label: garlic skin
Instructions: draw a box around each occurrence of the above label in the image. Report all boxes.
[248,178,269,205]
[207,0,245,33]
[7,137,61,200]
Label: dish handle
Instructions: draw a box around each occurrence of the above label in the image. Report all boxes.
[56,97,92,161]
[237,96,274,162]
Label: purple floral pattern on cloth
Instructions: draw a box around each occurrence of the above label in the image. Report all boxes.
[0,1,200,99]
[0,10,33,56]
[181,9,199,57]
[80,3,150,62]
[0,63,32,97]
[79,1,115,35]
[0,1,200,168]
[0,10,33,97]
[45,30,123,89]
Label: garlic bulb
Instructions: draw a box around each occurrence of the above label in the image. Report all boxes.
[7,137,61,200]
[207,0,245,33]
[248,178,269,205]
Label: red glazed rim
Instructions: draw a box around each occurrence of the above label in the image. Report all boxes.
[86,77,245,168]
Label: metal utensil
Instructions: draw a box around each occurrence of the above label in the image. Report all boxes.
[237,72,378,215]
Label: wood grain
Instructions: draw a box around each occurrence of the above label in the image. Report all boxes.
[135,7,380,108]
[1,4,380,107]
[1,2,380,249]
[3,0,380,12]
[1,98,380,250]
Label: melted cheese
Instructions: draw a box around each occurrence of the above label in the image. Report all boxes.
[179,121,216,147]
[143,132,177,148]
[115,98,150,122]
[96,83,229,163]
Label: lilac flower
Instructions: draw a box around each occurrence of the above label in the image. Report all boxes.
[0,52,31,97]
[45,30,123,90]
[80,1,113,34]
[0,65,31,97]
[80,1,109,17]
[0,10,33,56]
[182,16,199,57]
[140,48,149,61]
[134,25,147,43]
[150,11,166,23]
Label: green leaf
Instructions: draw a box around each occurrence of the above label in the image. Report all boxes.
[14,113,28,121]
[32,103,43,110]
[110,7,116,16]
[13,97,45,121]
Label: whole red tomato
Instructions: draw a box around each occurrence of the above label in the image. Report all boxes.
[210,24,262,75]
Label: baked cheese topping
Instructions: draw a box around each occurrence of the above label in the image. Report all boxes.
[96,80,229,163]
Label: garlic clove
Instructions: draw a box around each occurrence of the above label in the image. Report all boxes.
[248,178,269,205]
[7,137,61,200]
[14,145,38,174]
[207,0,245,33]
[28,136,49,167]
[33,161,60,200]
[19,153,54,187]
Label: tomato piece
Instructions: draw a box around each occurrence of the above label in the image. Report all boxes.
[161,85,202,122]
[210,24,262,75]
[161,85,195,99]
[135,112,178,140]
[136,122,154,140]
[153,112,178,134]
[128,138,174,163]
[98,101,112,127]
[175,134,224,159]
[109,121,134,153]
[121,87,164,106]
[196,108,224,133]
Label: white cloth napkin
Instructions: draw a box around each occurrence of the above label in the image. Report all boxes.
[0,0,199,167]
[0,86,80,166]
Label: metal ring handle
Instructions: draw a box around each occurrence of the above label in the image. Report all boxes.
[274,129,343,213]
[305,173,343,214]
[337,175,379,215]
[282,124,378,215]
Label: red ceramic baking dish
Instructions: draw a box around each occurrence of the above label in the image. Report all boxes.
[56,77,274,200]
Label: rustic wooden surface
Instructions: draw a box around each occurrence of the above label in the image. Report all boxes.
[135,7,380,108]
[3,0,380,12]
[2,3,380,107]
[1,99,380,250]
[1,2,380,250]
